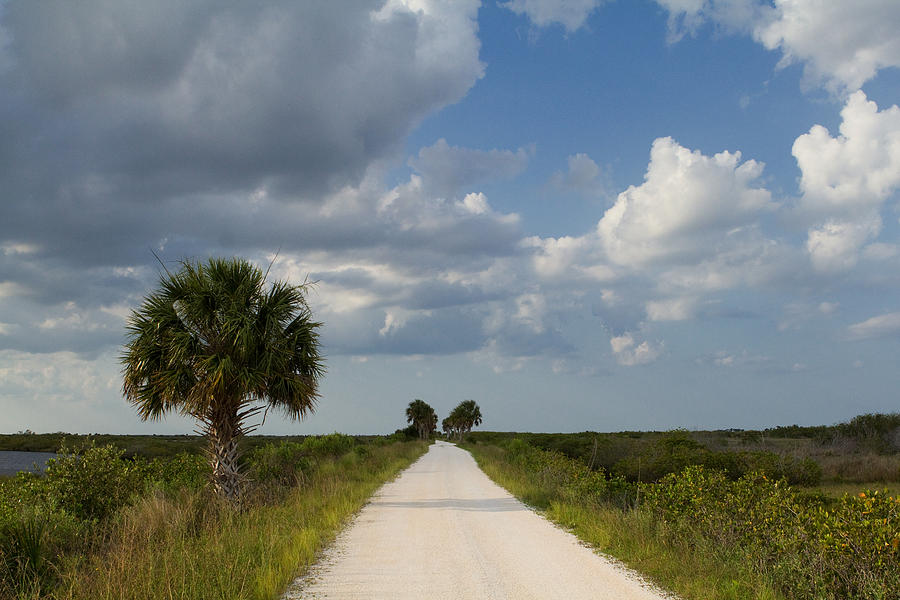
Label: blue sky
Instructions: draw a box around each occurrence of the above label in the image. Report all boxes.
[1,0,899,434]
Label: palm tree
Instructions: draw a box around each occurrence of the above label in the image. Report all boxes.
[406,399,437,440]
[121,257,325,500]
[460,399,483,434]
[449,399,483,440]
[441,416,454,439]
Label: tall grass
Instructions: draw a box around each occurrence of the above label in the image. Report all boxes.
[3,440,427,600]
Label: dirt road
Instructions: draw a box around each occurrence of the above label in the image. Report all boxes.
[286,441,670,600]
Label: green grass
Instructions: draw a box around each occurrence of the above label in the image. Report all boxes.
[11,440,428,600]
[467,443,783,600]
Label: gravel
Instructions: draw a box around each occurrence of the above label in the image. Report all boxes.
[285,440,671,600]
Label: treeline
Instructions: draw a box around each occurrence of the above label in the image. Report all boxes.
[765,412,900,452]
[468,412,900,486]
[470,430,823,486]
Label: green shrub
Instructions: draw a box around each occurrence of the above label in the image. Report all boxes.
[247,442,310,487]
[301,433,358,457]
[742,451,822,486]
[613,432,744,482]
[44,442,144,521]
[389,425,419,442]
[145,452,210,493]
[502,438,632,507]
[0,472,46,523]
[641,465,900,599]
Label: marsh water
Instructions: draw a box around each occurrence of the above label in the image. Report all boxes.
[0,451,56,476]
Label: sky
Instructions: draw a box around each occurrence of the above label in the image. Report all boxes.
[1,0,900,435]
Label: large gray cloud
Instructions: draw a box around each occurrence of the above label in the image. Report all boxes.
[0,0,488,359]
[0,0,483,265]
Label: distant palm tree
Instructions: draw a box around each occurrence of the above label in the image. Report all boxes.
[406,399,437,440]
[121,257,325,500]
[441,416,455,439]
[449,399,483,440]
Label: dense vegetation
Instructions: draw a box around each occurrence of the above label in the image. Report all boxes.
[465,413,900,600]
[0,434,426,599]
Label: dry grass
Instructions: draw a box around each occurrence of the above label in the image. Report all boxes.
[816,452,900,482]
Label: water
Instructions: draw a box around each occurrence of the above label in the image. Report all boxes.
[0,451,57,476]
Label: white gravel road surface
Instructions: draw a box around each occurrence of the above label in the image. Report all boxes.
[285,441,670,600]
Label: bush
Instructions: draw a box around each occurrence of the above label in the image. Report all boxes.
[248,442,310,487]
[613,432,744,482]
[301,433,358,457]
[43,442,144,521]
[641,465,900,599]
[743,451,822,486]
[389,425,419,442]
[145,452,210,494]
[502,438,632,507]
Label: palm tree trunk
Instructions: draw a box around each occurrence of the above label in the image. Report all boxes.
[202,405,244,501]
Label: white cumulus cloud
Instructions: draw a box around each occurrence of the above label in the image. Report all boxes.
[754,0,900,93]
[793,92,900,272]
[656,0,900,93]
[610,332,663,366]
[597,137,773,268]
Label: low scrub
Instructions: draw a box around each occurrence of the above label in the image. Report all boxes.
[468,440,899,600]
[0,437,427,599]
[503,438,632,507]
[643,466,899,599]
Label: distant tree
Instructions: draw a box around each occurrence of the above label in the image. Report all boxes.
[406,399,437,440]
[121,257,325,501]
[441,416,456,439]
[443,410,466,441]
[448,399,483,440]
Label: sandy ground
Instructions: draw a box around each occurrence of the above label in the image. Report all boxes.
[285,441,671,600]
